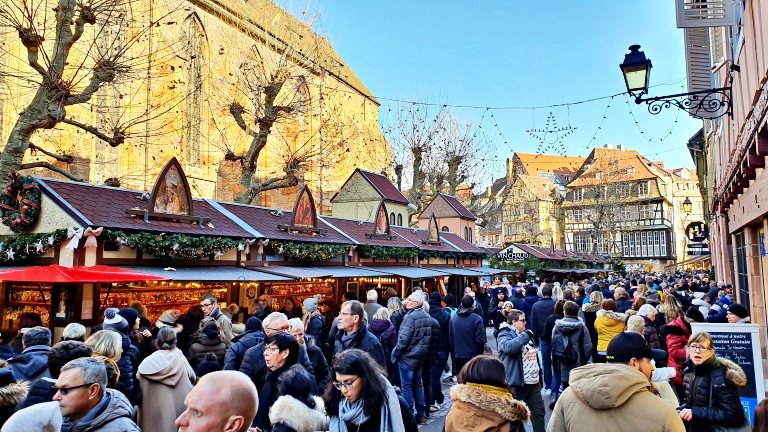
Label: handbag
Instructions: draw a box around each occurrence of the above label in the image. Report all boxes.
[708,376,751,432]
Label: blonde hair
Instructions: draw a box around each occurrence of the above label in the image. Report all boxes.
[372,308,390,321]
[688,332,713,348]
[625,316,645,334]
[589,291,604,304]
[62,323,86,341]
[85,330,123,361]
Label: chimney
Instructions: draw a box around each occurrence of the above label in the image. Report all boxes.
[604,143,614,149]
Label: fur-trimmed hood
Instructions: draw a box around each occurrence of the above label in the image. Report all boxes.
[0,380,28,406]
[719,358,747,387]
[450,383,530,424]
[596,309,627,322]
[268,395,327,432]
[582,302,601,313]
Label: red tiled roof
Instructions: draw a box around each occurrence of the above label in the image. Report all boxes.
[39,178,252,237]
[391,226,461,252]
[356,169,410,204]
[322,217,415,248]
[217,203,353,244]
[440,232,486,253]
[513,243,578,261]
[438,194,476,220]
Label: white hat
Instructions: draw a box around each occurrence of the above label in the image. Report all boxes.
[637,304,656,318]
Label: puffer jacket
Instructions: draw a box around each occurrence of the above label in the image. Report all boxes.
[444,383,529,432]
[496,322,533,388]
[425,315,440,361]
[642,316,661,349]
[551,317,592,383]
[305,314,324,343]
[594,310,627,353]
[115,333,140,406]
[391,307,432,368]
[449,307,486,360]
[0,379,28,425]
[682,357,747,431]
[269,395,327,432]
[582,302,601,355]
[188,331,226,369]
[62,389,140,432]
[427,300,451,353]
[548,363,685,432]
[223,330,264,370]
[665,316,691,385]
[368,319,397,359]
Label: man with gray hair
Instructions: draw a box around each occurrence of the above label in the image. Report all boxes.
[332,300,386,367]
[53,357,139,431]
[8,326,51,384]
[364,289,384,323]
[392,292,433,423]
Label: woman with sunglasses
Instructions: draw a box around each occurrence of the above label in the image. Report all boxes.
[679,332,749,431]
[324,349,415,432]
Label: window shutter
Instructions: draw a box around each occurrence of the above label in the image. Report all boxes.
[676,0,737,28]
[685,27,713,92]
[709,26,728,67]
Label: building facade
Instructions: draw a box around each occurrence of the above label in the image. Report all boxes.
[330,169,411,225]
[418,193,477,243]
[501,175,560,247]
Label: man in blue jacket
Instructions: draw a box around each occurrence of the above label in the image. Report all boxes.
[449,295,486,378]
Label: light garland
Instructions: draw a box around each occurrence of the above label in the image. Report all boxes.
[106,231,239,260]
[271,241,348,262]
[0,229,68,263]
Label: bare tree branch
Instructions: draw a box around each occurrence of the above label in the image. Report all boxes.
[61,117,125,147]
[19,161,82,181]
[28,142,73,163]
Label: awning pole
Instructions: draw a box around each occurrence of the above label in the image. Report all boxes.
[37,283,47,306]
[101,284,114,316]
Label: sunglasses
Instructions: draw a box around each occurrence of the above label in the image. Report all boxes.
[53,382,95,395]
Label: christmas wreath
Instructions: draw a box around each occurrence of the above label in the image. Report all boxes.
[0,173,41,233]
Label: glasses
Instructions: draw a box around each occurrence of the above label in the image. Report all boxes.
[687,344,712,353]
[53,383,95,395]
[516,318,526,322]
[333,376,359,391]
[200,302,213,308]
[266,326,289,333]
[264,346,283,354]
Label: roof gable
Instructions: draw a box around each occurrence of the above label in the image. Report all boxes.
[567,147,658,187]
[331,169,409,205]
[514,153,586,176]
[419,193,476,221]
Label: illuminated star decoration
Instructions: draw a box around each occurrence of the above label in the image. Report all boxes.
[35,240,44,253]
[6,249,14,260]
[526,112,577,156]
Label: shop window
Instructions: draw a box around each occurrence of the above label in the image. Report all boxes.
[735,232,751,310]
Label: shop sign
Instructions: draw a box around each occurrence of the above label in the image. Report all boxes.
[685,221,709,242]
[687,240,710,256]
[496,244,529,262]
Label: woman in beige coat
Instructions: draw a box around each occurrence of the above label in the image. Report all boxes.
[137,327,197,432]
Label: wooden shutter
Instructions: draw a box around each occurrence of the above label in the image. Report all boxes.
[676,0,737,28]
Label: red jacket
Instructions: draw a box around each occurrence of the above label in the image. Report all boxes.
[664,315,691,385]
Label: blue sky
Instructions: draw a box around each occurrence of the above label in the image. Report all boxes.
[286,1,701,185]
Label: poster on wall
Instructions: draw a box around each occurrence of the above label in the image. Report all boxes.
[691,323,765,424]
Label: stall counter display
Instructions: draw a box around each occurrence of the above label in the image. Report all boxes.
[100,282,228,322]
[2,283,52,330]
[264,281,334,308]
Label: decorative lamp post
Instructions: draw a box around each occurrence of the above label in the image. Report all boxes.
[619,45,734,119]
[682,197,693,215]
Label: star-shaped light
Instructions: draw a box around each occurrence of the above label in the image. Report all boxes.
[6,249,14,260]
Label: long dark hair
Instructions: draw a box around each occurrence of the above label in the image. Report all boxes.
[753,398,768,432]
[323,349,387,418]
[277,365,316,409]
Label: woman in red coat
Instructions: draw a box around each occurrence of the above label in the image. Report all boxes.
[664,314,691,399]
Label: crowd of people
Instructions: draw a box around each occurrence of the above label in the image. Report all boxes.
[0,270,762,431]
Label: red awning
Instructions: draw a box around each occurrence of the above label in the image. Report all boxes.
[0,264,169,283]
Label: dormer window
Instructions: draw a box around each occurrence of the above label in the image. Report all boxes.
[627,166,637,175]
[573,188,583,201]
[637,181,650,197]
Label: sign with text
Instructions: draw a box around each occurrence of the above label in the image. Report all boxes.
[496,244,529,262]
[690,323,764,424]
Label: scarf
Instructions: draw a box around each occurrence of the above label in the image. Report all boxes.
[329,377,404,432]
[62,391,111,432]
[340,330,358,350]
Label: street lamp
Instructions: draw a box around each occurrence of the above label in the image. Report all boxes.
[619,45,733,119]
[682,197,693,215]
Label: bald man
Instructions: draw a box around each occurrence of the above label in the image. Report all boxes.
[176,370,258,432]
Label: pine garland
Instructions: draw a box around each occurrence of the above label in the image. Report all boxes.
[358,245,418,261]
[0,229,68,263]
[0,174,42,233]
[107,231,239,260]
[271,241,348,262]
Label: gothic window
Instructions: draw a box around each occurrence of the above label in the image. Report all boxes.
[183,14,206,166]
[397,214,403,226]
[441,226,450,232]
[390,212,396,225]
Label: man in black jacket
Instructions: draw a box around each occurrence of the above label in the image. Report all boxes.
[529,284,555,392]
[332,300,386,367]
[392,292,432,424]
[427,292,451,410]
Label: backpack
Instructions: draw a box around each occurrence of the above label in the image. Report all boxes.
[551,331,577,363]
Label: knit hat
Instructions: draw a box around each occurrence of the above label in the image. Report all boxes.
[685,306,705,323]
[158,309,181,325]
[103,308,128,332]
[1,401,62,432]
[0,369,15,387]
[118,307,139,329]
[728,303,749,319]
[606,332,653,363]
[637,304,656,318]
[430,291,442,302]
[303,296,319,314]
[245,316,263,333]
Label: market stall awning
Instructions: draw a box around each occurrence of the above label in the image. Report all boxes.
[252,266,334,279]
[316,266,394,278]
[424,267,486,277]
[0,265,170,283]
[122,266,293,282]
[479,267,521,275]
[361,266,451,279]
[543,268,605,274]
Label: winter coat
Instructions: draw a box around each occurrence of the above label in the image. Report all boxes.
[240,342,314,386]
[615,297,634,314]
[665,316,691,385]
[547,363,685,432]
[209,307,233,348]
[114,333,140,406]
[582,302,601,354]
[543,313,563,345]
[389,309,405,333]
[188,331,226,369]
[392,307,432,368]
[269,395,327,432]
[137,348,196,432]
[223,330,264,371]
[594,310,627,353]
[363,301,384,323]
[488,293,509,328]
[428,301,451,353]
[682,357,748,432]
[530,297,556,340]
[642,316,661,350]
[307,344,329,395]
[16,377,55,410]
[0,380,28,425]
[449,308,486,360]
[305,314,324,343]
[368,319,397,360]
[332,321,386,368]
[551,317,592,383]
[254,363,294,430]
[521,296,540,328]
[706,301,729,323]
[425,315,440,362]
[496,322,534,388]
[7,345,51,384]
[2,400,61,432]
[444,383,529,432]
[62,389,140,432]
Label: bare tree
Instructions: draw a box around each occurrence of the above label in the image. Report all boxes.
[0,0,184,181]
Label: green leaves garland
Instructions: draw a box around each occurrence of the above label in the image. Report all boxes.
[0,229,68,263]
[419,250,488,260]
[271,241,348,262]
[107,231,239,260]
[0,174,42,233]
[358,245,418,261]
